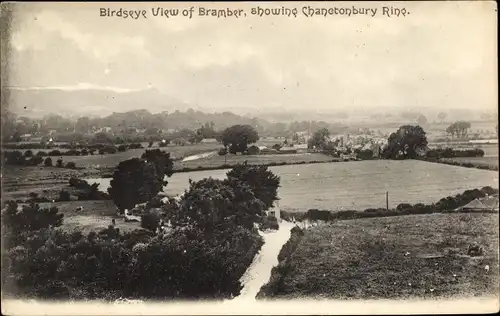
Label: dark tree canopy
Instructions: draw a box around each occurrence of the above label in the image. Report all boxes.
[382,125,428,159]
[308,128,330,150]
[108,153,173,211]
[226,164,280,210]
[221,125,259,154]
[1,202,63,232]
[173,178,266,232]
[141,149,174,182]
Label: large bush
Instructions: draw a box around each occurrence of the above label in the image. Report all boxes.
[226,164,280,210]
[44,157,53,166]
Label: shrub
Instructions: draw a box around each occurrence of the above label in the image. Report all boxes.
[306,209,332,221]
[246,145,260,155]
[44,157,53,166]
[49,150,62,156]
[218,147,228,156]
[141,212,161,231]
[272,144,282,151]
[36,151,48,157]
[117,145,127,152]
[58,190,71,202]
[81,149,89,155]
[259,215,279,231]
[1,202,64,233]
[24,150,33,158]
[65,162,76,169]
[396,203,413,211]
[148,141,154,148]
[56,158,64,167]
[128,143,143,149]
[30,156,44,166]
[357,149,374,160]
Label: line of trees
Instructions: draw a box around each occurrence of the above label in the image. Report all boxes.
[446,121,471,138]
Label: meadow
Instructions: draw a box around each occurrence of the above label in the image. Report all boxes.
[258,212,499,299]
[178,152,336,170]
[52,143,222,168]
[88,160,499,212]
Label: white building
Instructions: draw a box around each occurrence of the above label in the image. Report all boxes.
[265,201,281,222]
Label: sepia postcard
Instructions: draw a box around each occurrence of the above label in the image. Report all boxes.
[0,1,498,315]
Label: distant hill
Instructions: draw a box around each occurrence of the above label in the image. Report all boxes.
[3,86,199,118]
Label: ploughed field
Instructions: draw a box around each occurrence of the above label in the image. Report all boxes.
[260,213,499,299]
[88,160,499,212]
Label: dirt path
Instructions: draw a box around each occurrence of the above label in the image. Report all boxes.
[181,151,217,162]
[230,220,295,302]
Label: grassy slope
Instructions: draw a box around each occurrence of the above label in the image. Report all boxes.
[265,213,499,300]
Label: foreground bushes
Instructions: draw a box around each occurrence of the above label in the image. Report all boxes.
[2,216,263,300]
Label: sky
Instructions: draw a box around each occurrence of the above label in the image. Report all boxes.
[4,1,498,114]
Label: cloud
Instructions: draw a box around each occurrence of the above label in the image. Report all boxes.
[6,1,497,114]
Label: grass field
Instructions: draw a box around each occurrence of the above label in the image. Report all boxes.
[88,160,499,212]
[178,152,335,169]
[261,213,499,299]
[440,157,499,169]
[58,143,222,168]
[37,200,141,234]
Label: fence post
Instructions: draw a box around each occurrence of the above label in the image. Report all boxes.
[386,191,389,211]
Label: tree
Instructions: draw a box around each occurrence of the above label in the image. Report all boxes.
[173,178,266,232]
[140,149,174,183]
[446,121,471,138]
[225,164,280,210]
[44,157,53,166]
[108,158,162,211]
[308,128,330,150]
[417,115,428,126]
[382,125,428,159]
[108,152,173,211]
[58,190,71,202]
[56,158,64,167]
[221,125,259,154]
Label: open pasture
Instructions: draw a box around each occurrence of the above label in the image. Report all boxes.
[261,212,499,299]
[88,160,499,212]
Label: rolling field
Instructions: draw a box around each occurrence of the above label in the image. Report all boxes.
[260,213,499,299]
[58,143,221,168]
[179,152,335,169]
[88,160,499,212]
